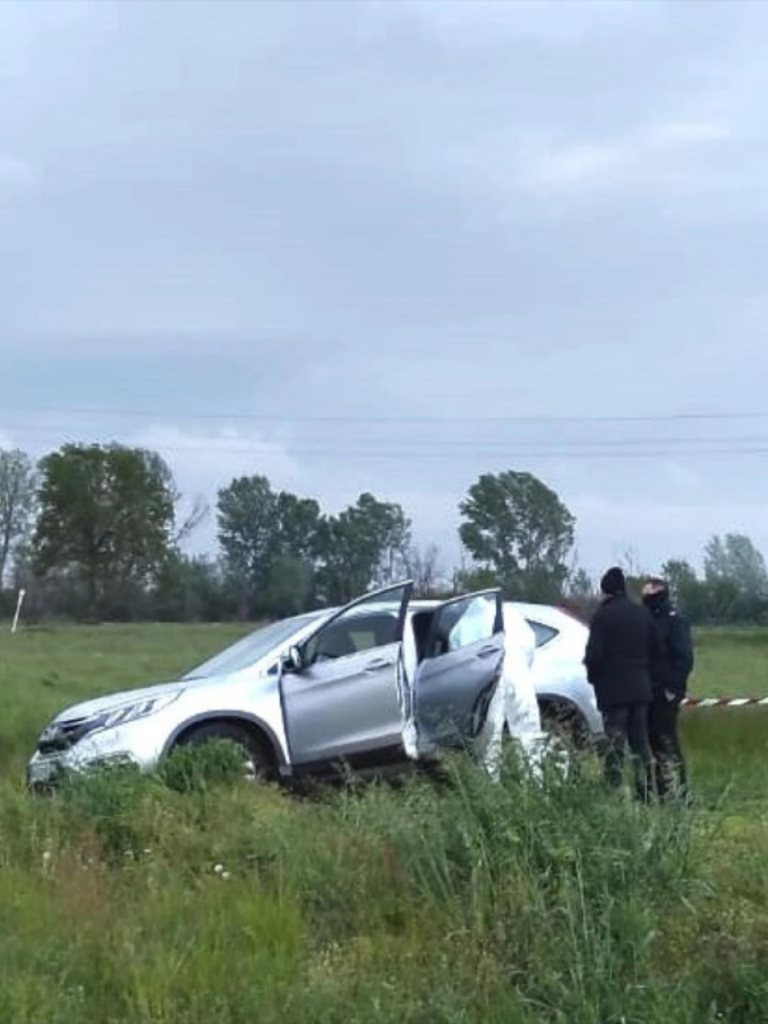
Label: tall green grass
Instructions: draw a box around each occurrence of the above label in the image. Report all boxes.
[1,624,767,1022]
[0,749,766,1023]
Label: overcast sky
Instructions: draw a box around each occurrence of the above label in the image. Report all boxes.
[3,0,768,581]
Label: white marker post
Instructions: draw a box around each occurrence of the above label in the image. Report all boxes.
[11,588,26,634]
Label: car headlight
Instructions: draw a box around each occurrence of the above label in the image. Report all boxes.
[43,692,182,749]
[87,693,182,734]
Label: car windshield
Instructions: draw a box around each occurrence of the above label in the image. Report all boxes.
[182,611,324,680]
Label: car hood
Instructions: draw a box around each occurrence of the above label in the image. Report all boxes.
[53,669,269,723]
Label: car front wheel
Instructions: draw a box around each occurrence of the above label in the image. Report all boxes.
[540,703,591,752]
[173,721,275,783]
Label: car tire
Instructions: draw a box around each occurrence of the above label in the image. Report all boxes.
[539,705,592,781]
[174,722,275,782]
[540,703,590,752]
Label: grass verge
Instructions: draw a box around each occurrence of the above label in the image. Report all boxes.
[0,741,766,1023]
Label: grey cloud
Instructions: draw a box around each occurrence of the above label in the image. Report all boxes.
[4,0,762,345]
[3,0,768,577]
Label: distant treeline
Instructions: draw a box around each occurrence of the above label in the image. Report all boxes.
[1,444,765,624]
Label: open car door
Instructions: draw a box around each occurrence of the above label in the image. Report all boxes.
[281,581,413,770]
[411,589,504,752]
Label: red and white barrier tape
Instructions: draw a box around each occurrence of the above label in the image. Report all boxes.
[681,696,768,708]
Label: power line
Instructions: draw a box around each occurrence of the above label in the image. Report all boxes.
[5,426,768,458]
[2,403,768,425]
[5,439,768,460]
[5,414,768,459]
[6,420,768,451]
[143,436,768,450]
[137,445,768,460]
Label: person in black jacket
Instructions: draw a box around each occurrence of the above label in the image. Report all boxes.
[584,566,661,802]
[642,577,694,802]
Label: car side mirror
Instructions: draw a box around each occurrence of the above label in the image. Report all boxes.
[284,645,304,672]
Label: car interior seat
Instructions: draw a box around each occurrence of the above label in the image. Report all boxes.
[315,625,357,660]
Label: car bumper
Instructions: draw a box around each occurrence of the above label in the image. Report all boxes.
[27,753,68,791]
[27,751,141,791]
[26,718,166,791]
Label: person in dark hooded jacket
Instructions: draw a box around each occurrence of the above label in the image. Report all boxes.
[584,566,661,802]
[642,577,694,801]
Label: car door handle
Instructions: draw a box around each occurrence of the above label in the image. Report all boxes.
[364,657,395,672]
[476,645,498,658]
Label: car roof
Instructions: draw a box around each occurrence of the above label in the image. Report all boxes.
[297,597,579,626]
[317,597,575,623]
[509,601,587,631]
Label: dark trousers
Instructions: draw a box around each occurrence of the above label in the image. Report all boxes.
[601,703,653,802]
[648,695,688,800]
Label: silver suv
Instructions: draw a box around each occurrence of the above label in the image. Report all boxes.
[27,582,602,789]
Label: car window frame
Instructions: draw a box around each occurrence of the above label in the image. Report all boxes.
[422,589,503,660]
[296,581,413,669]
[303,608,403,665]
[525,618,559,648]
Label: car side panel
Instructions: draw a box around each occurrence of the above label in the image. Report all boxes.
[524,618,604,737]
[283,641,404,765]
[414,633,504,747]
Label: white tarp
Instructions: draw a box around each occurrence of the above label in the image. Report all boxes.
[446,593,497,650]
[476,603,548,782]
[400,622,420,759]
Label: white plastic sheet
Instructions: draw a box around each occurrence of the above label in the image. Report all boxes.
[476,604,548,781]
[400,624,420,759]
[446,593,497,650]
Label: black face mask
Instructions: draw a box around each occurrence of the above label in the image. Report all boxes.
[643,591,669,612]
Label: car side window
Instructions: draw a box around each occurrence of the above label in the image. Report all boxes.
[429,594,498,657]
[304,610,400,665]
[526,619,558,648]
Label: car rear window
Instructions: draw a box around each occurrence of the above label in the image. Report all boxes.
[526,619,558,648]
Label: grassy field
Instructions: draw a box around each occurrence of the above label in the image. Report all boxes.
[1,623,767,1023]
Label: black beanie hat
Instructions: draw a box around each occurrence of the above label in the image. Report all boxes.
[600,566,626,595]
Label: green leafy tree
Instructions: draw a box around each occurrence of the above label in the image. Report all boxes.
[316,493,412,604]
[217,475,279,617]
[661,558,708,623]
[459,470,576,601]
[0,448,36,587]
[261,492,323,615]
[32,443,177,618]
[272,491,323,562]
[560,566,598,619]
[452,566,498,596]
[262,554,316,618]
[216,476,323,617]
[150,554,236,622]
[703,533,768,622]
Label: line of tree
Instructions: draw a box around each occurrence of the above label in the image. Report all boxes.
[1,443,766,625]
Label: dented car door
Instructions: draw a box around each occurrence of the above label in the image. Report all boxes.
[411,590,505,751]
